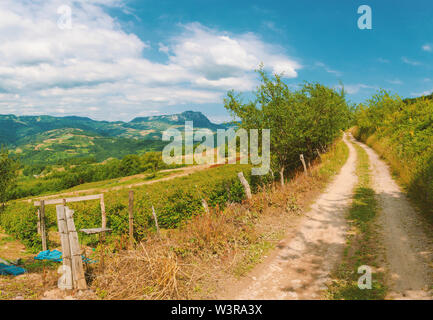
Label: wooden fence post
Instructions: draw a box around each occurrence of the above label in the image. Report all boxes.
[300,154,308,176]
[280,166,285,187]
[40,200,47,251]
[56,205,73,290]
[151,206,160,238]
[65,207,87,290]
[237,172,252,200]
[201,199,210,215]
[100,194,106,229]
[37,209,41,235]
[128,190,134,248]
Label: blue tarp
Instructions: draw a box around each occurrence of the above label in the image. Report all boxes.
[0,263,26,276]
[34,250,63,262]
[82,256,98,264]
[34,250,98,264]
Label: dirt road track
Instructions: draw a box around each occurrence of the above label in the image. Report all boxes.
[221,134,358,299]
[221,134,433,300]
[355,140,433,299]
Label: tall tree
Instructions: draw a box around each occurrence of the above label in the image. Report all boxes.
[224,68,349,186]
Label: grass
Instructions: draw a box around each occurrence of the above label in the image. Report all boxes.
[233,241,274,277]
[63,170,172,192]
[18,169,175,200]
[0,229,33,261]
[327,141,387,300]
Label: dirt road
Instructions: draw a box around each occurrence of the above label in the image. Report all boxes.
[221,134,433,300]
[355,140,433,299]
[221,134,358,299]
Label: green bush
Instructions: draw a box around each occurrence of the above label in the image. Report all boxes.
[354,91,433,216]
[0,202,46,251]
[1,164,263,250]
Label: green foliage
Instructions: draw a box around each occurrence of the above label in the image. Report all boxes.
[12,128,168,166]
[0,202,45,251]
[224,68,350,177]
[9,151,181,200]
[0,164,264,250]
[354,91,433,217]
[0,148,20,203]
[0,111,229,166]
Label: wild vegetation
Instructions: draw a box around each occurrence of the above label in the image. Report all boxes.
[353,91,433,220]
[0,111,234,201]
[225,68,351,184]
[0,163,259,251]
[13,128,168,165]
[10,151,182,200]
[0,148,19,206]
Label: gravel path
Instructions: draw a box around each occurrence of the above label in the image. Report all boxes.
[355,139,433,299]
[222,134,358,299]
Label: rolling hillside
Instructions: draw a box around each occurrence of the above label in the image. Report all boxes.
[13,128,167,164]
[0,111,230,164]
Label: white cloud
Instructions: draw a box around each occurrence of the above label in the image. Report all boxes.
[0,2,301,120]
[402,56,421,66]
[169,23,301,80]
[338,84,375,94]
[261,21,283,34]
[377,57,390,63]
[422,44,432,52]
[387,79,403,85]
[315,62,342,77]
[158,42,170,54]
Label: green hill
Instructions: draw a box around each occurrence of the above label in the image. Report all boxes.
[13,128,167,164]
[0,111,230,164]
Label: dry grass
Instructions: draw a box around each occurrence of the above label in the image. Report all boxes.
[0,268,59,300]
[91,242,182,299]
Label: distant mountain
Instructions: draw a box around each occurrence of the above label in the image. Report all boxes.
[0,111,232,164]
[130,110,221,130]
[0,111,228,145]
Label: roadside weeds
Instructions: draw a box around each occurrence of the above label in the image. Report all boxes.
[326,141,387,300]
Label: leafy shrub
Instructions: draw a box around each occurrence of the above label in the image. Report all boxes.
[0,164,259,249]
[0,202,46,251]
[354,91,433,216]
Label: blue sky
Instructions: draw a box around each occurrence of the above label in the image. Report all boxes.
[0,0,432,122]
